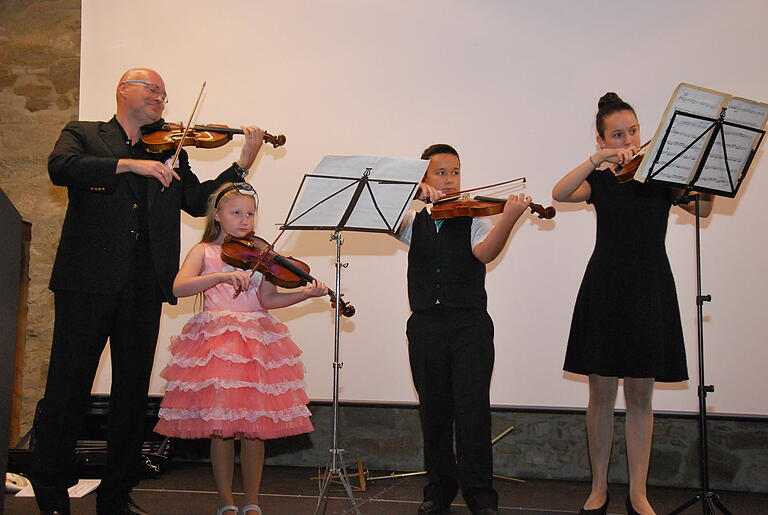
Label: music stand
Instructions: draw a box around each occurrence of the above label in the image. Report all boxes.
[280,155,429,514]
[631,84,767,515]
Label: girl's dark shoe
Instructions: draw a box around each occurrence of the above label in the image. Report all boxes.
[579,494,609,515]
[625,495,640,515]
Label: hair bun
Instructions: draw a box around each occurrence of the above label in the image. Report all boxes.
[598,92,624,109]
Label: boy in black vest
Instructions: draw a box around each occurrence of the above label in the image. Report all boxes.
[396,144,531,515]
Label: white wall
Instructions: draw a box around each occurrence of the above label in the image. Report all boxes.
[82,0,768,415]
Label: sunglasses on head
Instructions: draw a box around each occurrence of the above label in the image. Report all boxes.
[215,182,259,208]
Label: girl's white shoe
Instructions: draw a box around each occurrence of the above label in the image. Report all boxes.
[240,505,262,514]
[5,472,30,493]
[217,506,238,515]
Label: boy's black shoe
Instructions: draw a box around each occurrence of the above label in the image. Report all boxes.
[101,497,151,515]
[417,499,451,514]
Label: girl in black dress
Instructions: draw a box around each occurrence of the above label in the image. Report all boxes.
[552,93,713,515]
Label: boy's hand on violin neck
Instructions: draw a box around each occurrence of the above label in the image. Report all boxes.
[116,158,180,187]
[503,193,532,218]
[237,125,265,170]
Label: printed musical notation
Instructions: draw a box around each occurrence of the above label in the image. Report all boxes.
[635,83,768,195]
[727,98,768,128]
[677,91,723,113]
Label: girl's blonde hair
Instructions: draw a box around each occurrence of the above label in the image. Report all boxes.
[200,182,258,242]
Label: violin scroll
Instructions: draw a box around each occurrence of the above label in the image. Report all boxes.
[529,202,556,219]
[264,132,286,148]
[330,293,356,317]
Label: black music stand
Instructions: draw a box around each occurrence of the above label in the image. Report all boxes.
[637,105,765,515]
[640,109,765,198]
[280,155,428,515]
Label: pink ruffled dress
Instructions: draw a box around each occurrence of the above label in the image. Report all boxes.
[154,243,313,440]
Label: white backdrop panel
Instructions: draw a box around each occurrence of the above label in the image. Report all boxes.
[81,0,768,415]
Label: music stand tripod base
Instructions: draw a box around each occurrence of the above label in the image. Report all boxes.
[310,456,367,492]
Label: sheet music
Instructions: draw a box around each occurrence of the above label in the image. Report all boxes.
[725,97,768,129]
[283,155,428,232]
[636,83,767,195]
[636,84,727,185]
[693,97,768,191]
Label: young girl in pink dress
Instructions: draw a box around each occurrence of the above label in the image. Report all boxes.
[154,182,328,515]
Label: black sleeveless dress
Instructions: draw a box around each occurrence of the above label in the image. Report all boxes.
[563,169,688,382]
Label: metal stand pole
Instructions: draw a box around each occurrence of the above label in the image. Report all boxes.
[669,195,732,515]
[314,231,360,515]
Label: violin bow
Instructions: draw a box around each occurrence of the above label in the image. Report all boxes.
[169,81,207,171]
[435,176,527,203]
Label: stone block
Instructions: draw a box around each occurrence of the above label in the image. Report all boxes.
[649,447,684,481]
[724,428,768,451]
[50,57,78,93]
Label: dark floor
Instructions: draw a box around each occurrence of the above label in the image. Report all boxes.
[5,462,767,514]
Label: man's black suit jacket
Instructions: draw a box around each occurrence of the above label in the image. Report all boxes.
[48,116,241,303]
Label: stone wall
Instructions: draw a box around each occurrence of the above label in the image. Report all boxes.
[0,0,80,438]
[166,403,768,493]
[262,405,768,494]
[2,0,767,495]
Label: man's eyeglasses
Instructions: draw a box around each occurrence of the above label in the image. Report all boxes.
[123,80,168,104]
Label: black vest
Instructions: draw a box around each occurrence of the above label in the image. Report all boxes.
[407,209,487,311]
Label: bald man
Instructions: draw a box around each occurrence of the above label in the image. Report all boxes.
[30,68,265,515]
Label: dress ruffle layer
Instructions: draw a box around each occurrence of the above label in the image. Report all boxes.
[154,406,313,440]
[155,310,313,440]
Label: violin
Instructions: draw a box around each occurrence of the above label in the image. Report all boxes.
[431,195,556,220]
[612,140,650,183]
[141,122,286,153]
[220,233,355,318]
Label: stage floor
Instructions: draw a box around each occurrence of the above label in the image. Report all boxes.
[5,462,768,514]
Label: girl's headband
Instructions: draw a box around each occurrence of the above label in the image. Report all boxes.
[215,182,259,210]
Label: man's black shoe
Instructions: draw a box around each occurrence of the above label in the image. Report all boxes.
[33,483,70,515]
[105,497,150,515]
[417,499,451,514]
